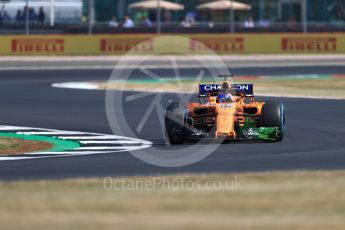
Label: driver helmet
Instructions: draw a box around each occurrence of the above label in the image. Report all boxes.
[217,93,232,103]
[217,93,226,103]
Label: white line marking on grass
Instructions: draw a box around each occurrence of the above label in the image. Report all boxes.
[0,125,152,161]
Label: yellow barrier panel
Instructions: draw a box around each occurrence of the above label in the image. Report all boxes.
[0,33,344,55]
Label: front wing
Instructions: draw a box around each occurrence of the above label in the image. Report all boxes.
[186,126,279,141]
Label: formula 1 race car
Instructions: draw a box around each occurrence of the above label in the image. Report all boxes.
[165,75,285,144]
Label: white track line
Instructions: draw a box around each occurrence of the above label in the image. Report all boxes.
[60,135,127,140]
[29,150,118,155]
[52,82,99,90]
[0,156,46,161]
[80,140,141,144]
[76,146,132,150]
[17,131,86,135]
[0,126,42,131]
[0,125,152,161]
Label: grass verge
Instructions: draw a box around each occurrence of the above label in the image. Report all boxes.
[0,137,52,155]
[1,170,344,230]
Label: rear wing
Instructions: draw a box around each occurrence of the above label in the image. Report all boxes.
[199,84,254,96]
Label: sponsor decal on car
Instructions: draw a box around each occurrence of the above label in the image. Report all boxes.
[242,127,256,139]
[200,84,222,92]
[199,84,253,95]
[220,104,232,109]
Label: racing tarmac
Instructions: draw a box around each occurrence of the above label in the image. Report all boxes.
[0,66,344,180]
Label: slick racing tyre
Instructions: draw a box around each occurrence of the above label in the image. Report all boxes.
[165,102,187,145]
[261,102,286,141]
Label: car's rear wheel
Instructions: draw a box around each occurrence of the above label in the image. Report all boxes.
[261,102,285,141]
[165,102,187,145]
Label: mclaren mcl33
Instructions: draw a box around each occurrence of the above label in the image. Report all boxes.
[165,75,286,144]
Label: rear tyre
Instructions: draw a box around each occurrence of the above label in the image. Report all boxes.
[165,102,187,145]
[261,102,285,141]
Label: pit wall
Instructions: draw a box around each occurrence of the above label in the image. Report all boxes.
[0,33,344,55]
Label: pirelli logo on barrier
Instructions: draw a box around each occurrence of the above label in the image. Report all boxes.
[100,38,154,53]
[281,37,337,52]
[190,37,244,53]
[1,34,343,55]
[11,38,64,53]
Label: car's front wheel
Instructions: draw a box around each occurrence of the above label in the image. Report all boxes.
[165,102,187,145]
[260,102,285,141]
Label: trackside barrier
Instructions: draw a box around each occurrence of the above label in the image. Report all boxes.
[0,34,344,55]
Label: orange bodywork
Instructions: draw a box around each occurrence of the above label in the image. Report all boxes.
[215,103,236,138]
[187,95,265,139]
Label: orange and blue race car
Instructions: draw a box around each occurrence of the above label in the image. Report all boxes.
[165,75,285,144]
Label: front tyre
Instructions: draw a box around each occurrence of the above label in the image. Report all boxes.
[165,102,187,145]
[261,102,285,141]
